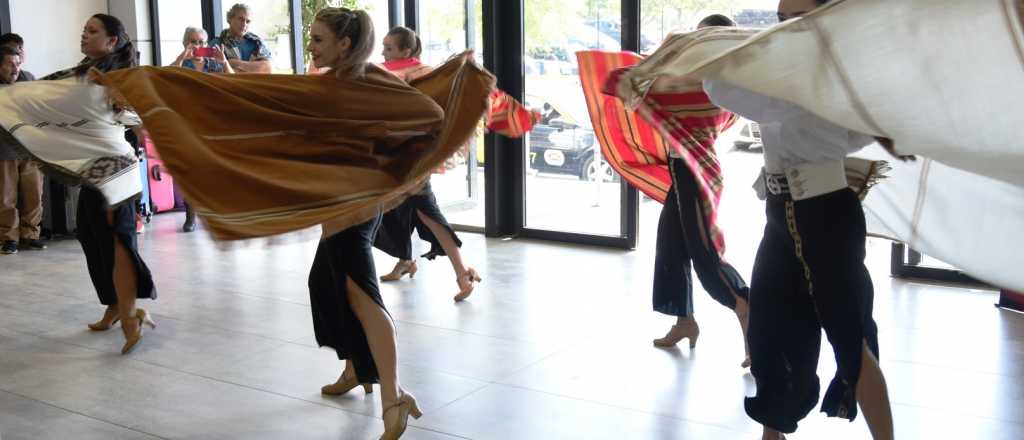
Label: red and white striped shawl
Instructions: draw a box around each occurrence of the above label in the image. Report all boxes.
[577,50,737,258]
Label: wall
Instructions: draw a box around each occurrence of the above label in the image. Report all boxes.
[9,0,107,76]
[108,0,155,65]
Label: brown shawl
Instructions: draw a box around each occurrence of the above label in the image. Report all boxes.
[97,52,493,241]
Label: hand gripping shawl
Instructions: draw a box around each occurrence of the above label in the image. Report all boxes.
[96,51,494,241]
[616,0,1024,291]
[578,50,738,257]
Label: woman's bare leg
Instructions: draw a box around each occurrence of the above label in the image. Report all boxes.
[108,210,138,336]
[416,210,465,276]
[857,342,894,440]
[344,276,400,407]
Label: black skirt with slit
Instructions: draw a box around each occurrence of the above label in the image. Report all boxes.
[373,181,461,261]
[76,186,156,306]
[308,213,387,383]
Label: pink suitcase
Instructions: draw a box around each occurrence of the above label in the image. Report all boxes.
[142,133,177,213]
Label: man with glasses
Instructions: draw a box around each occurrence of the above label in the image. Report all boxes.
[210,3,273,73]
[703,1,895,439]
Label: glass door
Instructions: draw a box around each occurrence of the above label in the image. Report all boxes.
[522,0,630,240]
[420,1,486,228]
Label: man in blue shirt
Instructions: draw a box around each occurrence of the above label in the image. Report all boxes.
[210,3,273,73]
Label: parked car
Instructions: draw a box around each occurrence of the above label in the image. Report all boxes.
[734,119,763,151]
[525,103,618,182]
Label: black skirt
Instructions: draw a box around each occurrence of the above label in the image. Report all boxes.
[374,181,461,261]
[308,213,387,383]
[76,186,156,306]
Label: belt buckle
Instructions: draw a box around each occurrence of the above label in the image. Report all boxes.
[765,174,786,195]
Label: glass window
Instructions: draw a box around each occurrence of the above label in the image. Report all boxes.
[419,2,468,66]
[420,1,485,228]
[157,0,204,66]
[225,0,294,73]
[641,0,778,53]
[523,0,623,237]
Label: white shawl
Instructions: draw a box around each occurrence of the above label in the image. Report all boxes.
[0,77,141,205]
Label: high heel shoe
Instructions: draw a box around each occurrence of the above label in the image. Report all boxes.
[321,370,373,395]
[121,309,156,354]
[380,391,422,440]
[453,268,482,302]
[653,318,700,348]
[380,260,417,282]
[87,306,120,331]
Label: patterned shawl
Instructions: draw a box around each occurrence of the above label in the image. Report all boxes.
[96,52,494,240]
[0,77,142,206]
[578,50,737,257]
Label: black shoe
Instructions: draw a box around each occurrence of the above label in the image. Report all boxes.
[182,209,196,233]
[1,241,17,255]
[20,239,47,250]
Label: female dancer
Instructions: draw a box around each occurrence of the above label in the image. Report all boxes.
[304,10,423,439]
[577,15,750,367]
[95,7,493,436]
[40,14,157,353]
[374,26,480,302]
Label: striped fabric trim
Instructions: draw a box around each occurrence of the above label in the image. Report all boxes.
[485,90,539,138]
[198,189,390,225]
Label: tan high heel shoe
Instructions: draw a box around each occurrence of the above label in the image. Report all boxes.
[321,370,373,395]
[121,309,156,354]
[653,318,700,348]
[380,391,422,440]
[453,268,482,302]
[380,260,417,282]
[87,306,120,331]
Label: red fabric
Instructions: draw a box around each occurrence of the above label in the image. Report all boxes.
[484,89,540,139]
[383,58,537,139]
[381,58,424,71]
[577,50,737,257]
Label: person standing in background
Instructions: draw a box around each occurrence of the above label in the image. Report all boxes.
[0,45,46,254]
[171,26,233,232]
[210,3,273,73]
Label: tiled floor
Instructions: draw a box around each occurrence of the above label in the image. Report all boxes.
[2,182,1023,439]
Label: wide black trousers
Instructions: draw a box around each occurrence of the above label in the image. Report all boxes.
[652,158,749,317]
[745,188,879,433]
